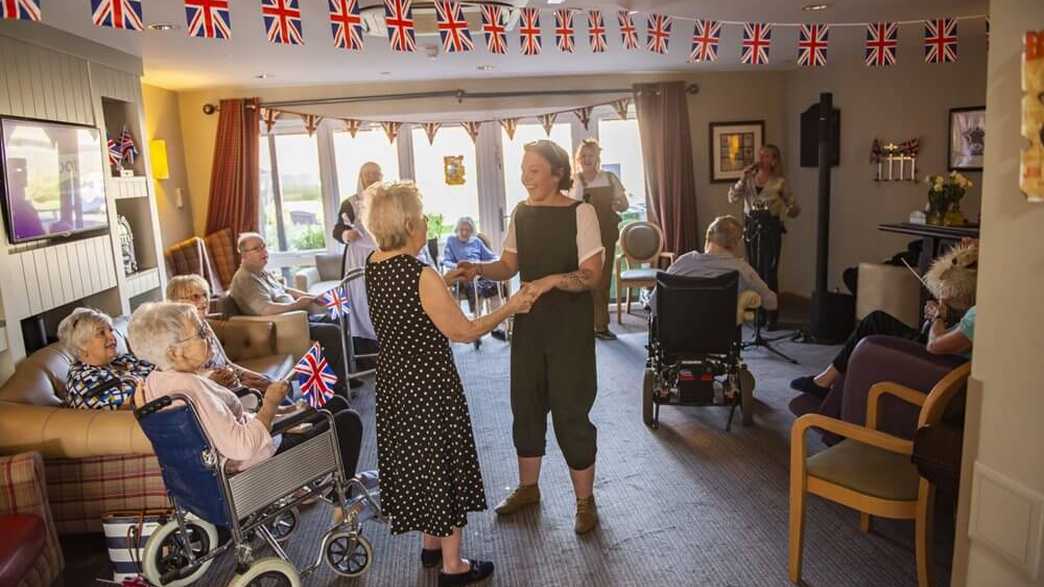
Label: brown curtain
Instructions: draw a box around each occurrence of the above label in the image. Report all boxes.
[205,98,260,237]
[634,82,700,255]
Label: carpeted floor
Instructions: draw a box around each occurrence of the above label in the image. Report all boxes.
[61,311,952,586]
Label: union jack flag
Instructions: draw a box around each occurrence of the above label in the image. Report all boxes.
[618,11,638,50]
[422,122,440,144]
[107,138,122,168]
[435,0,472,53]
[798,24,829,67]
[262,0,302,45]
[480,5,506,55]
[119,126,138,165]
[587,10,606,53]
[689,19,720,63]
[2,0,41,21]
[924,18,958,63]
[646,13,671,55]
[741,22,771,65]
[184,0,230,40]
[292,342,337,408]
[320,286,351,319]
[462,120,482,143]
[554,9,575,53]
[865,22,897,67]
[384,0,416,53]
[91,0,143,31]
[329,0,363,50]
[518,7,541,56]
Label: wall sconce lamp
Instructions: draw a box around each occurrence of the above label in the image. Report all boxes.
[150,139,170,180]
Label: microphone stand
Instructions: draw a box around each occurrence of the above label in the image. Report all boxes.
[741,209,799,364]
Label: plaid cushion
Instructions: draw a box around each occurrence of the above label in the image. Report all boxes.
[0,452,64,585]
[206,228,238,290]
[45,455,168,534]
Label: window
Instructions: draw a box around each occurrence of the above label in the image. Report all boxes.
[332,127,400,196]
[597,117,646,220]
[411,126,480,239]
[259,133,326,252]
[501,123,573,214]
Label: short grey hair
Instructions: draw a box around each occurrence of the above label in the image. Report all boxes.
[237,232,264,253]
[57,308,113,358]
[127,302,198,371]
[706,215,744,251]
[455,216,476,234]
[364,181,424,251]
[166,274,210,302]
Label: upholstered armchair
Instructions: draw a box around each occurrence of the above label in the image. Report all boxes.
[164,236,224,295]
[294,253,342,295]
[0,451,64,587]
[615,221,674,323]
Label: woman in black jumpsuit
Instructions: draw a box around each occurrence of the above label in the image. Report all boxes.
[458,140,605,535]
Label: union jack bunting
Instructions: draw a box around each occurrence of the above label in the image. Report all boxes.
[538,112,557,136]
[519,7,541,56]
[587,10,607,53]
[2,0,41,21]
[384,0,416,53]
[329,0,363,50]
[184,0,230,40]
[689,19,721,63]
[261,0,303,45]
[381,121,401,143]
[924,18,958,63]
[554,9,575,53]
[292,342,337,408]
[435,0,473,53]
[480,5,507,55]
[741,22,772,65]
[320,286,350,319]
[646,13,671,55]
[798,24,829,67]
[422,121,440,144]
[612,98,630,120]
[462,120,482,143]
[261,108,280,133]
[91,0,143,31]
[302,114,321,136]
[341,118,361,137]
[865,22,897,67]
[107,138,122,168]
[618,11,639,50]
[574,106,593,130]
[119,126,138,165]
[499,117,518,140]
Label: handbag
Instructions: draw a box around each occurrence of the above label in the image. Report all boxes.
[101,509,171,583]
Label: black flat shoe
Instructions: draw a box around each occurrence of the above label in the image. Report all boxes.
[438,559,494,586]
[421,548,442,569]
[790,376,830,399]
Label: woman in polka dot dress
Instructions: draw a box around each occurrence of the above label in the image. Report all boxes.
[364,181,534,587]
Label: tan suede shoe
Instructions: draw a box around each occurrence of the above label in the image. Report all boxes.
[574,495,598,534]
[493,484,541,515]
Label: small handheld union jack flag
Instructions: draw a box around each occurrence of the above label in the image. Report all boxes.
[554,9,575,53]
[119,126,138,166]
[741,22,772,65]
[292,342,337,408]
[435,0,473,53]
[865,22,897,67]
[646,14,671,55]
[184,0,230,40]
[798,24,829,68]
[480,5,506,55]
[321,286,351,319]
[690,19,720,63]
[107,138,122,169]
[329,0,363,50]
[385,0,416,53]
[2,0,41,21]
[587,10,606,53]
[924,18,958,64]
[262,0,303,45]
[92,0,143,31]
[618,11,638,50]
[519,7,541,56]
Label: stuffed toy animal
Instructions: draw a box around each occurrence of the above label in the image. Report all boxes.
[924,240,978,310]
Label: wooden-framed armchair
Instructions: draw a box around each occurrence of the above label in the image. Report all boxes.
[615,221,674,324]
[788,362,971,587]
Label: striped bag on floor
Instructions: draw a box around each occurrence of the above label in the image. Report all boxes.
[101,510,170,583]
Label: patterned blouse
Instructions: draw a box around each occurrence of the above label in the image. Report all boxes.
[65,353,155,410]
[727,175,800,219]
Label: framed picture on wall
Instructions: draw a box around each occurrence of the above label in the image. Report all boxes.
[710,121,765,183]
[949,106,986,171]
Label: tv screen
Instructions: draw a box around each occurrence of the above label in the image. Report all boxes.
[0,118,109,244]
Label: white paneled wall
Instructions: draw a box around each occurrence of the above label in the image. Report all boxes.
[0,35,94,125]
[107,177,150,200]
[15,236,118,317]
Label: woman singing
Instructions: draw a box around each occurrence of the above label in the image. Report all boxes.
[727,144,800,330]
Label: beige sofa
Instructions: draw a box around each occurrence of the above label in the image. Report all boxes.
[294,253,342,296]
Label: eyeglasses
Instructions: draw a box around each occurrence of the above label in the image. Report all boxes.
[175,320,209,346]
[242,242,267,254]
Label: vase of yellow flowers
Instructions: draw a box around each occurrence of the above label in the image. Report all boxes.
[924,172,973,226]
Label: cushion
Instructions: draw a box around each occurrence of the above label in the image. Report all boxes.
[806,439,920,501]
[238,354,294,380]
[315,253,342,282]
[620,268,660,282]
[208,319,276,361]
[205,228,237,289]
[622,223,661,260]
[0,514,46,586]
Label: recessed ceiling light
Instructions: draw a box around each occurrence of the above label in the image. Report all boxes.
[379,71,392,76]
[546,0,566,4]
[147,23,177,31]
[476,64,495,71]
[255,73,271,79]
[802,3,831,10]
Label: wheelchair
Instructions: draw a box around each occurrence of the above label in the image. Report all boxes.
[643,271,757,431]
[134,394,383,586]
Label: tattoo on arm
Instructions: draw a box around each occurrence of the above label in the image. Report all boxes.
[557,268,597,292]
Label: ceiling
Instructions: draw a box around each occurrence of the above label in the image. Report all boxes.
[27,0,988,91]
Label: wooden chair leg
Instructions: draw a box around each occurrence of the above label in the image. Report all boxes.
[625,285,632,316]
[788,477,807,583]
[616,281,623,324]
[915,479,936,587]
[859,512,871,534]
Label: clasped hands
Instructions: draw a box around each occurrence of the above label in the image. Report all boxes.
[446,262,556,315]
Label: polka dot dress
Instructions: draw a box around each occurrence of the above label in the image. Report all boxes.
[365,253,488,537]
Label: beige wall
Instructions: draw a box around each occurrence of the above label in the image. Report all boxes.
[960,2,1044,584]
[142,84,194,248]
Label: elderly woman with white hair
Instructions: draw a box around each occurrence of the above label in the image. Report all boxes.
[364,181,534,586]
[58,308,154,410]
[441,216,505,343]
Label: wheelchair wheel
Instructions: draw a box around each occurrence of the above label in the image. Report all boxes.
[325,530,373,577]
[265,507,299,542]
[642,369,655,427]
[739,366,755,426]
[228,557,301,587]
[141,517,218,587]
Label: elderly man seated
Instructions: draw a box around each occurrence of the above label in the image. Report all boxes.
[57,307,155,410]
[648,215,777,316]
[229,232,356,393]
[441,216,506,342]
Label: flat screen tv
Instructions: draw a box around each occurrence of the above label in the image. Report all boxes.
[0,117,109,244]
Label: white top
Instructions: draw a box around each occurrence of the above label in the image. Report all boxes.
[569,171,629,211]
[502,201,605,265]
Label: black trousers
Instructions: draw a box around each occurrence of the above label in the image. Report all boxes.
[744,211,783,296]
[831,310,924,373]
[276,396,362,481]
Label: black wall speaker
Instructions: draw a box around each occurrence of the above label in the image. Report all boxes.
[800,103,841,168]
[809,290,855,344]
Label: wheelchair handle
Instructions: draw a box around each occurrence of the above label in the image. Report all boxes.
[134,395,173,421]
